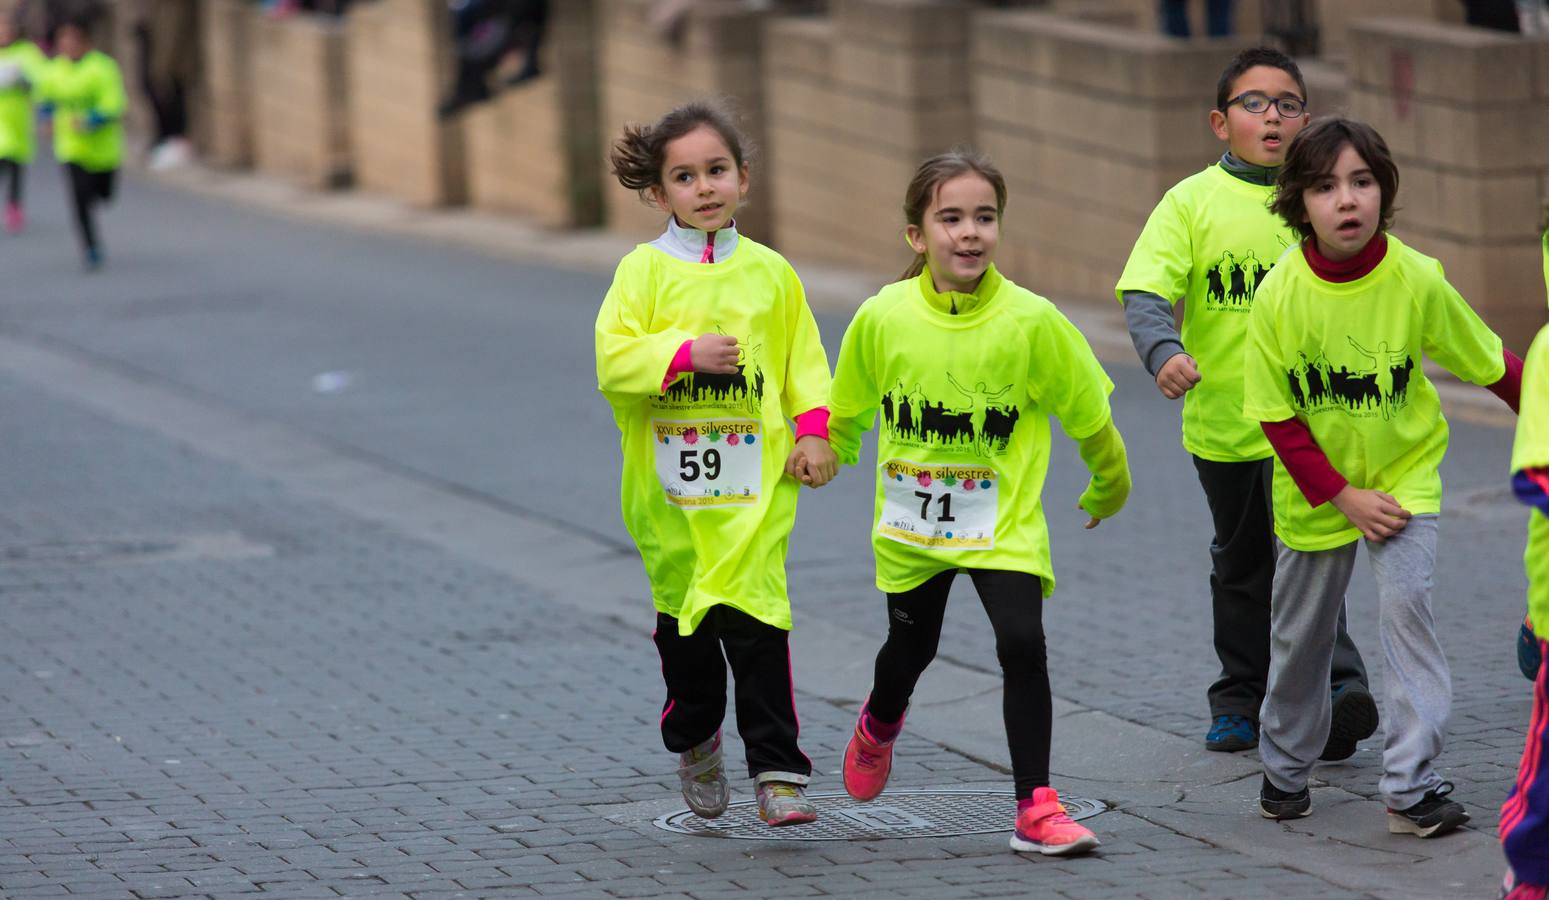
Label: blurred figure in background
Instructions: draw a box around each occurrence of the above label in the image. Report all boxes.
[37,13,124,270]
[0,11,45,233]
[438,0,547,120]
[1160,0,1235,36]
[131,0,197,170]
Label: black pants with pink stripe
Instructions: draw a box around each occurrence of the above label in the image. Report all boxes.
[654,606,810,780]
[1503,636,1549,889]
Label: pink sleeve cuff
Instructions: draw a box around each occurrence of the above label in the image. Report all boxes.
[662,340,695,393]
[1487,349,1524,414]
[1261,418,1348,508]
[794,407,830,442]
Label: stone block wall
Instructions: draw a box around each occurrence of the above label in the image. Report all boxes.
[202,0,254,168]
[345,0,465,207]
[597,0,770,241]
[1350,20,1549,352]
[464,0,602,227]
[251,10,351,190]
[764,0,973,276]
[973,10,1251,302]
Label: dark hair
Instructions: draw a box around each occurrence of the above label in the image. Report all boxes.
[609,100,752,203]
[899,148,1008,281]
[1270,117,1399,241]
[1216,46,1307,111]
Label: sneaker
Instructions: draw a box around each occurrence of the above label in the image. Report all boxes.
[674,731,729,819]
[1322,685,1380,761]
[83,246,102,271]
[1205,713,1258,751]
[4,202,21,234]
[1519,615,1541,682]
[1259,775,1311,819]
[1387,781,1468,838]
[1009,787,1100,856]
[755,778,817,827]
[843,703,901,802]
[1500,866,1549,899]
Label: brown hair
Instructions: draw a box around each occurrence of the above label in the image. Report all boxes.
[1270,117,1399,241]
[899,149,1008,281]
[608,100,753,204]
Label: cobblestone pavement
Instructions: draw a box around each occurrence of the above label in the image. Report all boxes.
[0,168,1534,898]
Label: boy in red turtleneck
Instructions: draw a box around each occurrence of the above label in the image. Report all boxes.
[1241,117,1522,837]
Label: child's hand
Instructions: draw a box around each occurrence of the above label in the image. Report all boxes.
[1156,353,1201,400]
[691,334,740,374]
[1330,486,1411,542]
[793,435,837,488]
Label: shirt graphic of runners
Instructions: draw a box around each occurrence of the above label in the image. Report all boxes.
[1207,249,1273,308]
[880,373,1020,456]
[659,330,765,415]
[1284,337,1415,421]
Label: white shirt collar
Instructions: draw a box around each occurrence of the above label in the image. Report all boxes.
[648,216,740,263]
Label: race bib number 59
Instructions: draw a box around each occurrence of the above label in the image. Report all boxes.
[653,419,761,508]
[879,459,997,550]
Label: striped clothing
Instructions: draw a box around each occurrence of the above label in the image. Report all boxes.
[1503,637,1549,892]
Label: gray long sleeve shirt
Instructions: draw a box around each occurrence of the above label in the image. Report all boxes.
[1121,152,1280,377]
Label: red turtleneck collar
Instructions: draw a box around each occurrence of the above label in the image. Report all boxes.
[1304,233,1388,283]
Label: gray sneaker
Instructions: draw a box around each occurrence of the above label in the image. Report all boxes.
[676,731,729,819]
[755,774,817,827]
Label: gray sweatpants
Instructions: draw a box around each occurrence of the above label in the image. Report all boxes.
[1259,515,1448,810]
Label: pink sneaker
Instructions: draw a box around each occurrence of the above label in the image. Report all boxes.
[842,703,901,802]
[1010,787,1100,856]
[4,202,22,234]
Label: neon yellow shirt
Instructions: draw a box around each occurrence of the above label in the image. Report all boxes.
[1243,237,1505,551]
[0,40,45,163]
[1116,164,1296,462]
[1518,230,1549,638]
[39,51,125,172]
[829,266,1116,596]
[595,238,831,636]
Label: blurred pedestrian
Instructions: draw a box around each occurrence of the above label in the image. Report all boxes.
[0,11,46,233]
[1460,0,1521,31]
[37,13,124,269]
[437,0,547,120]
[132,0,198,170]
[1160,0,1234,36]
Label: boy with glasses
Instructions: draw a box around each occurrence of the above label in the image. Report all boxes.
[1116,47,1376,758]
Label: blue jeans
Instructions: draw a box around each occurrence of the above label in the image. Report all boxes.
[1161,0,1234,36]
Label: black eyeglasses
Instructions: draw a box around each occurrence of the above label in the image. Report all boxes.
[1223,91,1305,118]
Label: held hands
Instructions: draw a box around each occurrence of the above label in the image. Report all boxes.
[1156,353,1202,400]
[691,333,740,374]
[784,435,838,489]
[1330,486,1411,542]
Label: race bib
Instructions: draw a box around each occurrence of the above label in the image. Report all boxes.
[878,460,998,550]
[653,419,762,508]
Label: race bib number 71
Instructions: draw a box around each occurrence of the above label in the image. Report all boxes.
[879,459,998,550]
[653,419,762,508]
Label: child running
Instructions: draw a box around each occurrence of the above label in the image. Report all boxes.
[37,14,124,269]
[0,13,45,234]
[828,150,1131,856]
[594,101,835,827]
[1500,205,1549,899]
[1116,46,1376,758]
[1242,117,1522,835]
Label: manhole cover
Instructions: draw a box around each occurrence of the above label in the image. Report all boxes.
[653,790,1107,840]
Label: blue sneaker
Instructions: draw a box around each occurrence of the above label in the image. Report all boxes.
[1520,616,1542,682]
[1205,714,1258,751]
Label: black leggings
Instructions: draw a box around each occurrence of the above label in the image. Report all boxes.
[0,160,21,205]
[64,163,117,253]
[868,568,1050,799]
